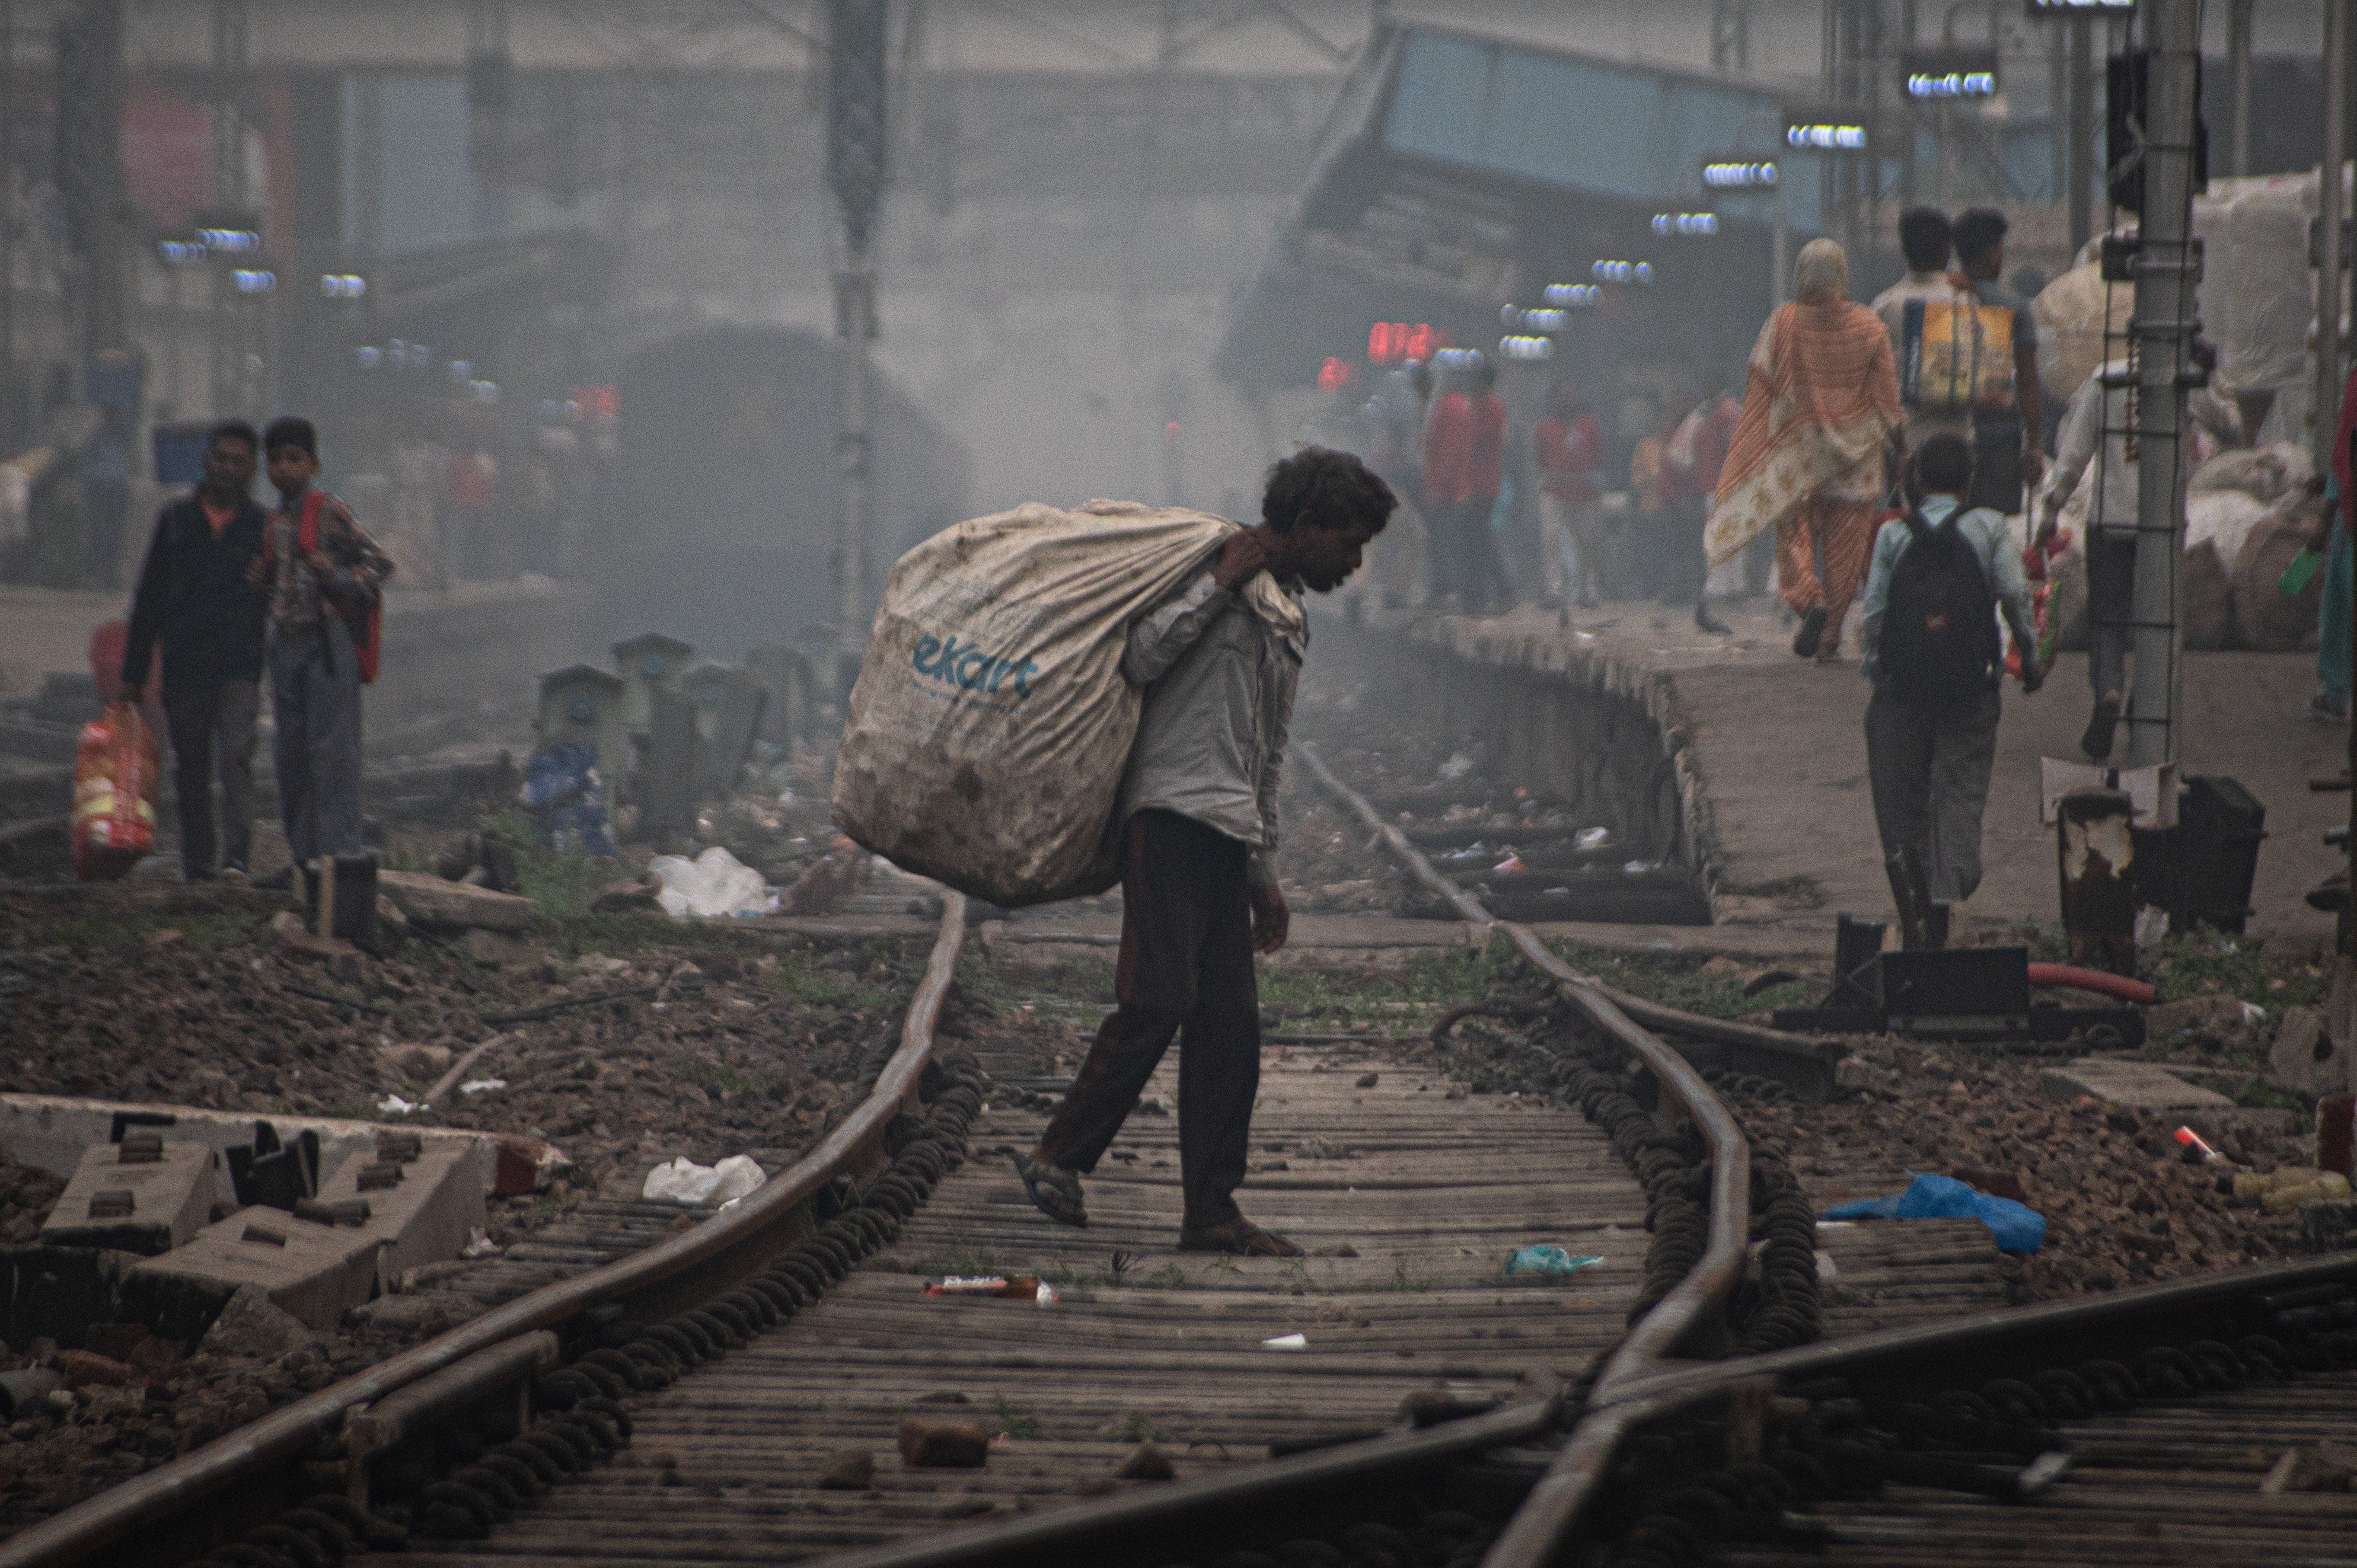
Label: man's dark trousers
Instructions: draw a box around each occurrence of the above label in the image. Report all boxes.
[1036,810,1261,1229]
[165,679,259,877]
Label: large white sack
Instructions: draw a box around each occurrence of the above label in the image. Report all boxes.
[2186,489,2271,578]
[833,499,1288,908]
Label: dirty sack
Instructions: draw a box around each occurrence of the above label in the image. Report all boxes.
[1822,1172,2046,1254]
[833,500,1301,907]
[71,700,160,881]
[648,845,777,919]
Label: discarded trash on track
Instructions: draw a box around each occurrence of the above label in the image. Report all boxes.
[1822,1172,2046,1254]
[649,845,778,919]
[642,1152,766,1205]
[922,1274,1057,1305]
[1503,1244,1603,1279]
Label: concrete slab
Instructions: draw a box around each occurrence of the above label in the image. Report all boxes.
[315,1139,485,1291]
[38,1140,219,1254]
[134,1208,381,1330]
[2042,1057,2235,1111]
[0,1093,500,1204]
[377,871,539,933]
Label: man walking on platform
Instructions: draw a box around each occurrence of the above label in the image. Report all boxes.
[121,421,269,882]
[1017,449,1395,1257]
[1858,435,2043,950]
[1534,381,1605,606]
[249,417,393,886]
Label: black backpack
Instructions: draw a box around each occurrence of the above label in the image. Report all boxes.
[1880,508,1999,706]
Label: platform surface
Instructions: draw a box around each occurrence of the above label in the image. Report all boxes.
[1412,599,2344,943]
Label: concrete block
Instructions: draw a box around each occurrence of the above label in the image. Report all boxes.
[315,1139,485,1292]
[2269,1005,2348,1099]
[135,1209,381,1331]
[378,871,538,933]
[2040,1057,2235,1112]
[39,1139,218,1255]
[0,1094,500,1201]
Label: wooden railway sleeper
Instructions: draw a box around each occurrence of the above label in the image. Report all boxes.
[385,1053,989,1542]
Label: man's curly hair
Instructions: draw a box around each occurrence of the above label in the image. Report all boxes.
[1261,447,1396,536]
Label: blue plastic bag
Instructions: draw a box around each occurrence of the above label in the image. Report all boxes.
[1822,1173,2046,1255]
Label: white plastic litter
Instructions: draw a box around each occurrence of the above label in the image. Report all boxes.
[1262,1332,1308,1350]
[460,1078,508,1095]
[463,1227,500,1259]
[377,1094,420,1115]
[649,845,778,920]
[1437,752,1475,782]
[1576,827,1610,850]
[642,1152,768,1206]
[2240,1000,2267,1029]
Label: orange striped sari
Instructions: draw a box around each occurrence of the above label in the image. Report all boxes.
[1705,295,1902,567]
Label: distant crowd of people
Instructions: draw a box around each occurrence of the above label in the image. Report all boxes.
[1316,348,1748,633]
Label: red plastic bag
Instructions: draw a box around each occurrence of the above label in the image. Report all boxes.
[71,700,160,881]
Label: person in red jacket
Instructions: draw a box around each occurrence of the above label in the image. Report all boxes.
[1420,355,1510,612]
[1534,381,1605,606]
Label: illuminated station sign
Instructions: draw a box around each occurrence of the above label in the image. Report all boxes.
[1784,111,1870,151]
[1903,47,1999,100]
[2026,0,2133,14]
[1650,212,1718,237]
[1701,158,1778,192]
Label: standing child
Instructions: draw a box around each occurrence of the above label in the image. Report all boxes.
[248,417,393,885]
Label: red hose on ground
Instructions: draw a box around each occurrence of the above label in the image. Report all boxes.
[2027,962,2155,1005]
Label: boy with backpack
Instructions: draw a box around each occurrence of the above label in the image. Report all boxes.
[1858,433,2043,950]
[245,416,391,884]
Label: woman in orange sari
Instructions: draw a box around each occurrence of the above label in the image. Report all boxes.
[1705,239,1903,662]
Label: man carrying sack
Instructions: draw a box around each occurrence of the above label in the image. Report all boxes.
[1016,449,1395,1257]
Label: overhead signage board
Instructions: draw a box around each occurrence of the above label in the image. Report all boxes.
[2026,0,2133,15]
[1784,110,1869,152]
[1902,47,1999,100]
[1650,212,1719,237]
[1700,157,1779,192]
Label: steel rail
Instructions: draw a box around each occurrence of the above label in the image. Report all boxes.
[0,892,968,1568]
[1295,744,1835,1076]
[1299,741,1751,1389]
[814,1384,1566,1568]
[1482,1251,2357,1568]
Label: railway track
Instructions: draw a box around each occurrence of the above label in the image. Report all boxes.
[9,729,2345,1568]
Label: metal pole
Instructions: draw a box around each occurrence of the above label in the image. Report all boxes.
[826,0,889,701]
[2123,0,2201,772]
[0,0,14,449]
[2320,0,2348,480]
[2067,14,2094,260]
[2228,0,2253,177]
[837,263,873,695]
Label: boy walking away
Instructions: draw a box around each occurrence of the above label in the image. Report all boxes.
[1871,207,1978,454]
[1018,449,1396,1256]
[121,421,269,882]
[1950,208,2045,518]
[1860,434,2043,950]
[249,417,393,887]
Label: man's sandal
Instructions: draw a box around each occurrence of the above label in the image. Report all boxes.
[1013,1155,1087,1228]
[1177,1217,1304,1257]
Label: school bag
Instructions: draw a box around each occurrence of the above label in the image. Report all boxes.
[1880,508,2001,707]
[1900,296,1997,416]
[833,500,1302,907]
[263,491,382,682]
